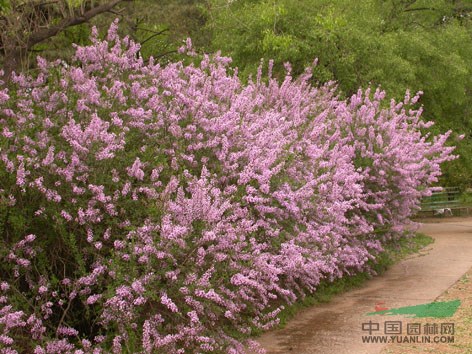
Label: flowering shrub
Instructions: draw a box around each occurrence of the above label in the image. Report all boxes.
[0,21,455,353]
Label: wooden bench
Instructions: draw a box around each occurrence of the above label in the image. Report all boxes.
[418,187,470,217]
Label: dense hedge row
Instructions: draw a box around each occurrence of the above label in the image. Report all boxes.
[0,22,455,353]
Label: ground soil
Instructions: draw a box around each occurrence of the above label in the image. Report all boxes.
[256,217,472,354]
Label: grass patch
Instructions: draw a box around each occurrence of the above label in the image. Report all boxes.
[275,232,434,328]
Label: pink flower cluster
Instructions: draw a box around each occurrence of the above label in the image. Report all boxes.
[0,20,455,353]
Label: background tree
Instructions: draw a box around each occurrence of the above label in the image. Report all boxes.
[0,0,131,80]
[206,0,472,187]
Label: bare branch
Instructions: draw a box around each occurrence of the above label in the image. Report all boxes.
[107,8,124,16]
[139,28,169,46]
[136,27,169,35]
[404,7,438,13]
[26,0,130,49]
[152,49,177,60]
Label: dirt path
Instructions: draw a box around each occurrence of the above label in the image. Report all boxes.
[257,217,472,354]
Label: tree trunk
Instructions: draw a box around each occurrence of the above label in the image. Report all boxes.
[1,47,23,84]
